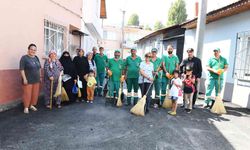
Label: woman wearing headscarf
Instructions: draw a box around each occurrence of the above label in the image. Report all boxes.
[59,51,77,103]
[44,50,64,108]
[73,48,90,102]
[86,52,96,76]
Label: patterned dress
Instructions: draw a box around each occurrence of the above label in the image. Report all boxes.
[44,59,64,105]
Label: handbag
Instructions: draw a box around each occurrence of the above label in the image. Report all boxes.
[72,83,78,94]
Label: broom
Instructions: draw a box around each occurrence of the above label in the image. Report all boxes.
[130,63,161,116]
[61,87,69,102]
[162,63,172,108]
[116,74,125,107]
[116,82,123,107]
[211,73,227,114]
[49,80,54,110]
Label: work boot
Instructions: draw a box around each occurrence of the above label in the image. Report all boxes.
[133,97,138,105]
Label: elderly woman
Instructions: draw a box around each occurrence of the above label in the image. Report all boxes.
[20,43,41,114]
[59,51,77,103]
[73,48,89,102]
[86,52,96,76]
[44,50,64,108]
[139,52,154,114]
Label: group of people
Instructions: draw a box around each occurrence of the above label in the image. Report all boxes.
[19,43,228,116]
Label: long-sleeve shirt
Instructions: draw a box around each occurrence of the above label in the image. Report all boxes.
[73,56,90,78]
[180,57,202,78]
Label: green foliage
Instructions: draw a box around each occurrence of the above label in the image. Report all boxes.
[128,13,140,26]
[167,0,187,26]
[154,21,165,30]
[144,24,152,31]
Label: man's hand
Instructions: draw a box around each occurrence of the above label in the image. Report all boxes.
[49,77,54,81]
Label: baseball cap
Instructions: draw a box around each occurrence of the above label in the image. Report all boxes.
[151,48,158,52]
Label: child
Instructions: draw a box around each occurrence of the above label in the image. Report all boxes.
[183,66,196,113]
[86,70,97,103]
[168,70,182,116]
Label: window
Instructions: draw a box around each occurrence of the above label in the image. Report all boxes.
[44,20,65,56]
[234,31,250,82]
[103,31,116,40]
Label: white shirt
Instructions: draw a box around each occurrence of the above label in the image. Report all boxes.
[139,61,154,84]
[170,78,182,97]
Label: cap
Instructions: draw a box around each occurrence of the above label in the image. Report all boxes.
[131,48,137,51]
[187,48,194,52]
[114,49,120,53]
[213,48,220,52]
[151,48,158,52]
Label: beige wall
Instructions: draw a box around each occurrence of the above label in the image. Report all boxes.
[0,0,82,106]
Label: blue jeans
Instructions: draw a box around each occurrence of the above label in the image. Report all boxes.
[96,72,105,96]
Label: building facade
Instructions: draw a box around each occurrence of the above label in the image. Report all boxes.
[182,0,250,108]
[101,26,152,58]
[0,0,107,111]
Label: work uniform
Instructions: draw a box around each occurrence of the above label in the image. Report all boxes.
[94,53,108,96]
[108,58,124,98]
[150,57,162,102]
[205,56,228,105]
[125,55,142,105]
[161,55,179,104]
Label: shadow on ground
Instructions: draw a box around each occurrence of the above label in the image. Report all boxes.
[0,97,249,150]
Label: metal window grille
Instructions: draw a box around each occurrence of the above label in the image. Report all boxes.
[234,30,250,82]
[44,20,66,56]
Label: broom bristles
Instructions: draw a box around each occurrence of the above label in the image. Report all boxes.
[116,89,123,107]
[211,95,227,114]
[130,95,147,116]
[162,92,172,108]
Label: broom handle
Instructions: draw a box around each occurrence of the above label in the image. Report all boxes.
[144,60,162,96]
[218,58,221,94]
[50,79,53,109]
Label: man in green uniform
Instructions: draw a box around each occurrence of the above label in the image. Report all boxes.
[204,48,228,108]
[124,48,142,105]
[161,45,179,105]
[107,50,124,99]
[150,48,162,108]
[94,47,108,96]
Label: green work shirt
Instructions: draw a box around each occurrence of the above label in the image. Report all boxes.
[108,58,124,81]
[125,56,142,78]
[94,53,108,73]
[150,57,162,79]
[162,55,179,78]
[207,56,228,79]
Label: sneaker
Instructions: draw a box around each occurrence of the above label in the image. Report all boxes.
[153,104,159,109]
[81,99,85,102]
[24,108,29,114]
[57,105,62,109]
[90,101,93,104]
[169,111,176,116]
[30,105,37,111]
[167,110,172,114]
[180,105,185,108]
[76,99,80,103]
[186,109,192,113]
[87,101,90,103]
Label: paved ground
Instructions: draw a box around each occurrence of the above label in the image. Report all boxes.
[0,97,250,150]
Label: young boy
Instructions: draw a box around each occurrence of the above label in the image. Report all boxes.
[168,70,182,116]
[86,70,97,103]
[183,66,196,113]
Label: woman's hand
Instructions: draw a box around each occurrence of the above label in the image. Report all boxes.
[149,78,154,82]
[23,79,28,85]
[49,77,54,81]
